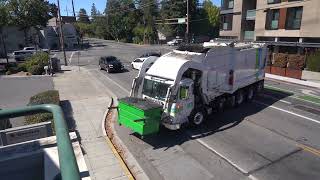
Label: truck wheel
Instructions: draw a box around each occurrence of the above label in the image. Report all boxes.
[189,109,206,126]
[216,97,226,112]
[227,95,236,108]
[256,81,264,93]
[236,90,244,105]
[247,87,254,102]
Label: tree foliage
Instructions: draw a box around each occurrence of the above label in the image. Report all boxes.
[74,0,220,44]
[78,8,90,23]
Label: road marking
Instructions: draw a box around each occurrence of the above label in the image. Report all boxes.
[265,85,320,106]
[254,100,320,125]
[261,94,292,104]
[52,54,56,58]
[190,134,249,174]
[103,136,135,180]
[298,144,320,157]
[68,51,75,64]
[98,70,130,94]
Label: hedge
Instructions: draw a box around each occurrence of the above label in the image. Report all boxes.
[25,90,60,128]
[24,52,49,75]
[272,53,288,68]
[306,51,320,72]
[287,54,305,70]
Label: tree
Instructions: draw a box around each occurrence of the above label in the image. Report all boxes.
[91,3,98,20]
[78,8,90,23]
[8,0,52,45]
[0,1,9,64]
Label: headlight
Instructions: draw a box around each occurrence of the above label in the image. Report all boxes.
[108,64,113,67]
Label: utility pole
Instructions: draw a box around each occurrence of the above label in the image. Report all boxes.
[57,0,68,66]
[186,0,189,43]
[71,0,76,17]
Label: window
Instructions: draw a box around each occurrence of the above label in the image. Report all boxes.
[220,14,233,30]
[179,86,189,100]
[142,79,170,101]
[134,59,143,63]
[265,9,280,30]
[221,0,234,10]
[267,0,281,4]
[286,7,303,30]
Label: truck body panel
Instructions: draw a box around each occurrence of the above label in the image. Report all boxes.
[126,43,268,131]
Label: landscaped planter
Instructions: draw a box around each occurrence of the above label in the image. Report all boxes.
[285,69,302,79]
[265,66,271,73]
[270,66,286,76]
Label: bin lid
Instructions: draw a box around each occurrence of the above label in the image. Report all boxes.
[119,97,162,111]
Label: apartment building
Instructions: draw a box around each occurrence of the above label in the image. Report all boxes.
[219,0,320,52]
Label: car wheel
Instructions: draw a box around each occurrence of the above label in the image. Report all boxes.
[189,109,206,126]
[106,67,110,73]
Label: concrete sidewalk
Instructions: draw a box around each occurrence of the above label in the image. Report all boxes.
[53,66,128,180]
[266,73,320,89]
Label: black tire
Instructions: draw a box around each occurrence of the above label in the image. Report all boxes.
[246,87,255,102]
[216,97,226,112]
[226,95,236,108]
[256,81,264,93]
[236,90,245,106]
[189,109,206,126]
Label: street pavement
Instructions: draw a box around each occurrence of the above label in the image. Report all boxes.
[53,66,129,180]
[53,38,320,180]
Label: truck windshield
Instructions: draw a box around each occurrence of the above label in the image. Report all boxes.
[142,78,170,101]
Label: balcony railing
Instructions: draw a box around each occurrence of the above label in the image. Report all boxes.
[246,10,256,20]
[0,104,80,180]
[244,31,255,40]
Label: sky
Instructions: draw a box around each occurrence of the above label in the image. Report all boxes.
[48,0,221,16]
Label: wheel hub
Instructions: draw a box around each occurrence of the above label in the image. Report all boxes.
[194,112,204,125]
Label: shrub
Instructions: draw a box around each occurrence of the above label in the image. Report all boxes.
[25,90,60,128]
[287,54,305,70]
[272,53,288,68]
[24,52,49,75]
[306,51,320,72]
[17,63,27,72]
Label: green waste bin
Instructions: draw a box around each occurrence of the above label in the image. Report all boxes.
[118,97,162,136]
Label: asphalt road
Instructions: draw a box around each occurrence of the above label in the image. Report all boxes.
[54,38,320,180]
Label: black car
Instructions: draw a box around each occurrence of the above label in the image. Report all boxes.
[139,51,161,58]
[99,56,124,73]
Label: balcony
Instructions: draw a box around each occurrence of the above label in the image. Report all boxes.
[246,10,256,20]
[244,31,255,40]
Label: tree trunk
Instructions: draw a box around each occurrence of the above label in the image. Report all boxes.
[23,28,28,46]
[0,28,9,68]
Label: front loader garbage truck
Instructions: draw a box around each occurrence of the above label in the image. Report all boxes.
[118,43,267,135]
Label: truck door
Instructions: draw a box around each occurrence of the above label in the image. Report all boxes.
[176,84,194,122]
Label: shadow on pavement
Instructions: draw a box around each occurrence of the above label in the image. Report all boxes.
[60,100,76,131]
[135,88,293,150]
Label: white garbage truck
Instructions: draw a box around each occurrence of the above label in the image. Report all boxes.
[128,43,268,130]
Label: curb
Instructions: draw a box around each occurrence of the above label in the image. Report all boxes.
[103,97,150,180]
[266,73,320,89]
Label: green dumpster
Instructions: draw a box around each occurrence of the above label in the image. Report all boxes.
[118,97,162,136]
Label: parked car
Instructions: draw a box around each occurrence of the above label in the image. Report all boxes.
[13,47,49,61]
[167,39,183,46]
[131,52,161,70]
[13,51,35,61]
[99,56,124,73]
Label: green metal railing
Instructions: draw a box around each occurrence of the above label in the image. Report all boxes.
[0,104,80,180]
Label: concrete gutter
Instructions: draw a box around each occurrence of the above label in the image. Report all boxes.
[102,97,150,180]
[266,73,320,89]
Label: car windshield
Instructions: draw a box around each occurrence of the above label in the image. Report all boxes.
[105,57,118,62]
[142,78,170,101]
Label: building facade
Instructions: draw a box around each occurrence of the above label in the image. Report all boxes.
[219,0,320,48]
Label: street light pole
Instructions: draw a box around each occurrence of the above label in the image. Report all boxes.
[57,0,68,66]
[186,0,189,43]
